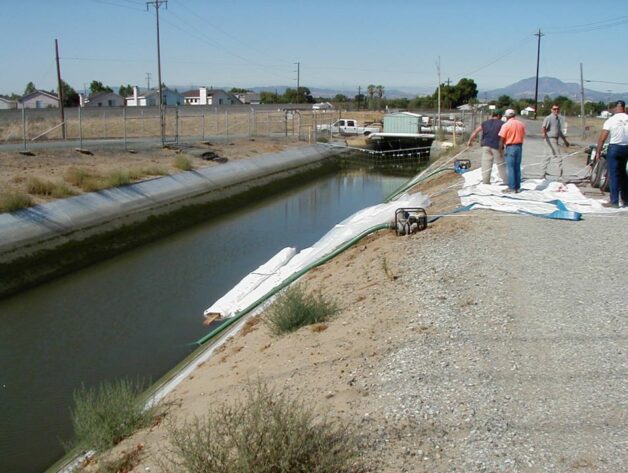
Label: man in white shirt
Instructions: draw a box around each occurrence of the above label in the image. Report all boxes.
[595,100,628,208]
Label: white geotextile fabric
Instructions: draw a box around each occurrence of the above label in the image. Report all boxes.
[459,167,626,215]
[204,191,430,319]
[204,247,297,318]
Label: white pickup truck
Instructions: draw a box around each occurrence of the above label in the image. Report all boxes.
[316,119,381,136]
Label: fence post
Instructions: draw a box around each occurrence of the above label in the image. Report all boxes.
[123,107,127,151]
[79,106,83,150]
[252,108,256,136]
[248,108,251,138]
[175,106,179,144]
[22,107,27,152]
[225,110,229,141]
[215,107,219,136]
[202,113,205,141]
[103,111,107,139]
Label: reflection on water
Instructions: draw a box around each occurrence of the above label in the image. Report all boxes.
[0,167,410,473]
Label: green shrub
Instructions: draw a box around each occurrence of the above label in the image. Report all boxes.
[316,136,329,143]
[163,383,364,473]
[0,191,33,212]
[174,155,193,171]
[68,378,155,451]
[265,284,338,335]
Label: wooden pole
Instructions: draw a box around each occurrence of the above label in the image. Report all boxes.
[55,39,66,139]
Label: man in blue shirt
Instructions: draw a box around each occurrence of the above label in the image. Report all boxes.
[467,109,506,184]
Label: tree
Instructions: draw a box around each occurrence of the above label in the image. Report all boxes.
[24,82,37,95]
[89,80,113,95]
[119,84,134,97]
[333,94,349,103]
[60,80,79,107]
[230,87,250,94]
[366,84,376,109]
[453,78,478,106]
[496,95,512,108]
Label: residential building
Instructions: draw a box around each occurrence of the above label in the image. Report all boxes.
[126,86,184,107]
[234,92,261,105]
[82,91,125,107]
[19,90,59,109]
[0,96,17,110]
[182,87,240,106]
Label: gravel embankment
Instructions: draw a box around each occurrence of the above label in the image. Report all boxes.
[362,211,627,472]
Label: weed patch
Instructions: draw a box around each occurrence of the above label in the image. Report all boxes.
[0,191,33,212]
[68,378,155,451]
[162,382,364,473]
[265,284,338,335]
[174,155,193,171]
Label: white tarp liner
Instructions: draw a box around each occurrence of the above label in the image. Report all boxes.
[204,191,430,319]
[204,247,297,319]
[458,167,626,215]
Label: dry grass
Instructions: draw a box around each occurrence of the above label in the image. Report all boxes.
[0,190,33,212]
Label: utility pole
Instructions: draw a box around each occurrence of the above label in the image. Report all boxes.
[358,85,361,110]
[533,29,544,120]
[147,0,167,144]
[146,72,152,91]
[294,61,300,105]
[55,39,66,139]
[579,63,586,139]
[436,57,441,132]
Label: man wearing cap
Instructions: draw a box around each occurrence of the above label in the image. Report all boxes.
[595,100,628,208]
[467,109,507,184]
[499,109,526,193]
[541,104,570,180]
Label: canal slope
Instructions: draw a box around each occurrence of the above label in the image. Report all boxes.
[0,144,343,298]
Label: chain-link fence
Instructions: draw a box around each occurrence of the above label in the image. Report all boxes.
[0,105,485,151]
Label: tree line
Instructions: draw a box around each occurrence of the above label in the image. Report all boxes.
[6,79,612,116]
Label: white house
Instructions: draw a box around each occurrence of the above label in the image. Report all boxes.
[19,90,59,109]
[126,86,184,107]
[0,96,17,110]
[521,106,536,116]
[182,87,240,106]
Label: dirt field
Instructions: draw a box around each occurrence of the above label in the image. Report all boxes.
[0,137,309,208]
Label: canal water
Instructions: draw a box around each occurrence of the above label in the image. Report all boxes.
[0,165,412,472]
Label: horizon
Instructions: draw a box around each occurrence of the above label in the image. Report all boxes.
[1,1,627,97]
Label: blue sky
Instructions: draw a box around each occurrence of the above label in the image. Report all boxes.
[1,0,627,96]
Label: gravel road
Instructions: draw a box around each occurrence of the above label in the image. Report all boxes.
[364,209,627,472]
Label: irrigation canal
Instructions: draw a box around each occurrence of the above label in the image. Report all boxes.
[0,162,415,473]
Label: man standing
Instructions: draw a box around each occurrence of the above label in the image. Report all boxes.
[499,109,526,193]
[467,109,507,184]
[541,104,570,179]
[595,100,628,208]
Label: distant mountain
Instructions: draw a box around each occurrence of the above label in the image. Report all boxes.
[248,85,426,99]
[482,76,627,103]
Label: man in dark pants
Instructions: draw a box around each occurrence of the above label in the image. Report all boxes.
[595,100,628,208]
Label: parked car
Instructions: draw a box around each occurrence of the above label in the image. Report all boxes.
[312,102,333,110]
[316,119,381,136]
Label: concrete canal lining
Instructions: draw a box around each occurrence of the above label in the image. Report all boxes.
[0,144,345,297]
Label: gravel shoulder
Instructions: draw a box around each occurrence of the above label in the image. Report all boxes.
[77,138,627,472]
